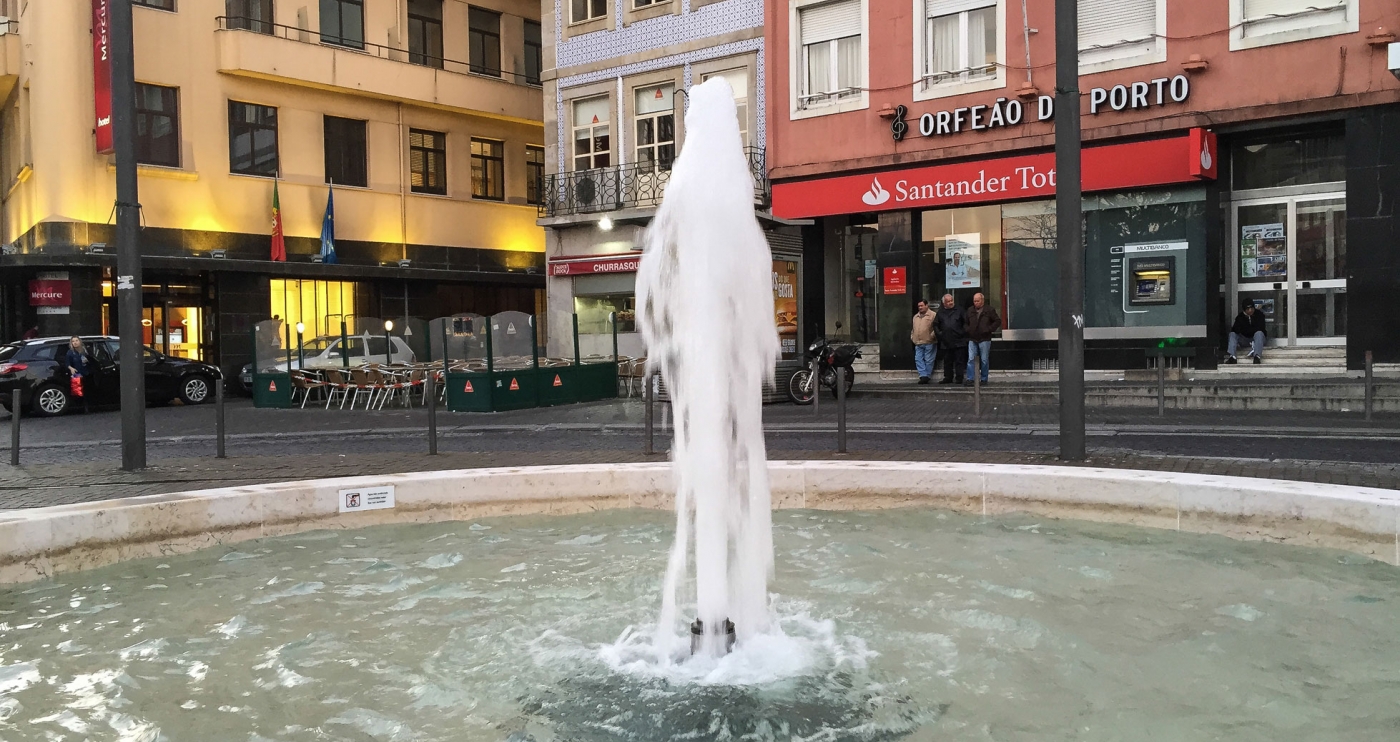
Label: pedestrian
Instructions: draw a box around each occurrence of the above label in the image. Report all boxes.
[21,325,39,340]
[933,294,967,384]
[964,292,1001,386]
[910,299,937,384]
[1226,299,1267,364]
[64,335,92,413]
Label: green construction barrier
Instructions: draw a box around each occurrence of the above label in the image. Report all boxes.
[445,371,492,412]
[536,366,579,407]
[252,372,292,408]
[574,362,619,402]
[491,369,539,411]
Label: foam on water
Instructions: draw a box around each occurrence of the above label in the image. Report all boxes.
[635,76,780,661]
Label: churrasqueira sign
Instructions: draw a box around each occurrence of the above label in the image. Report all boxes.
[891,75,1192,141]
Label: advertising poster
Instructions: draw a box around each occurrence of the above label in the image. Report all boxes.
[1240,223,1285,279]
[883,266,907,295]
[945,235,981,289]
[772,260,799,360]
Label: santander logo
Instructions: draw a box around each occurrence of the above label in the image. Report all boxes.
[861,177,890,206]
[1200,140,1213,171]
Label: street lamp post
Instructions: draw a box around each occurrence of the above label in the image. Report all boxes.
[112,0,147,470]
[384,320,394,365]
[1055,0,1086,461]
[296,322,305,370]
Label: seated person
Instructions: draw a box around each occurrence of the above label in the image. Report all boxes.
[1226,300,1267,365]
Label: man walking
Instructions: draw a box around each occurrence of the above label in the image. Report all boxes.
[933,294,967,384]
[1226,299,1267,364]
[964,292,1001,385]
[911,299,937,384]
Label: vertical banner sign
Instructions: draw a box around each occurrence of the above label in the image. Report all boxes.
[92,0,114,154]
[772,260,799,360]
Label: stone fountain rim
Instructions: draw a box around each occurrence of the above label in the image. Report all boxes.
[1,460,1398,584]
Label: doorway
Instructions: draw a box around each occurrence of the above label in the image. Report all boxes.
[1231,193,1346,346]
[142,280,210,360]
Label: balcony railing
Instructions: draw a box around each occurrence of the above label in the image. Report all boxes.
[216,16,542,87]
[540,147,769,219]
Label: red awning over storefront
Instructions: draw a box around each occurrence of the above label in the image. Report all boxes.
[772,129,1217,220]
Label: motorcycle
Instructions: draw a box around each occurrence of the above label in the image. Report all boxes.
[786,337,861,405]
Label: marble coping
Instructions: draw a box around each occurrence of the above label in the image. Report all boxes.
[1,461,1398,585]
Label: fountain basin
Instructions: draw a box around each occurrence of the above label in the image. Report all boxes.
[2,461,1398,585]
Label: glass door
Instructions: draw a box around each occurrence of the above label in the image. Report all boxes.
[1232,193,1346,346]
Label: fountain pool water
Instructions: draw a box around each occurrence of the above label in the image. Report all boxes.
[2,507,1399,741]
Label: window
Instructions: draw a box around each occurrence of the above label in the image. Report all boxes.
[634,83,675,172]
[324,116,367,188]
[228,101,278,177]
[702,68,749,147]
[135,84,179,168]
[1234,0,1355,49]
[571,0,607,24]
[408,0,444,68]
[524,20,543,86]
[269,279,359,339]
[320,0,364,49]
[798,0,862,109]
[471,138,504,200]
[226,0,274,33]
[409,129,447,195]
[922,1,996,90]
[1232,130,1345,191]
[634,0,665,6]
[572,97,611,170]
[1079,0,1160,71]
[526,145,545,205]
[135,0,176,10]
[469,8,502,77]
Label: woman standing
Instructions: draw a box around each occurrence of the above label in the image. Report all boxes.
[65,336,92,413]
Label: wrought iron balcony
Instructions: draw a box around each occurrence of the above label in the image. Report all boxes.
[539,146,770,219]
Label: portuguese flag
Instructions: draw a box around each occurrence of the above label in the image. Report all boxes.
[270,179,287,262]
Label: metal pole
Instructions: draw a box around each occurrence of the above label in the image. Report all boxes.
[836,366,848,454]
[610,311,619,362]
[297,330,304,371]
[385,328,393,365]
[644,375,655,455]
[215,380,226,459]
[572,313,581,366]
[427,373,438,455]
[341,320,350,369]
[112,0,146,471]
[1055,0,1086,461]
[973,351,981,416]
[1365,350,1374,422]
[9,389,19,467]
[812,357,820,418]
[1157,350,1166,416]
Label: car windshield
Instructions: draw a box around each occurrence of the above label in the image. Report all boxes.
[0,344,17,362]
[303,337,335,353]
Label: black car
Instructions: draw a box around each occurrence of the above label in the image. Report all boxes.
[0,335,223,416]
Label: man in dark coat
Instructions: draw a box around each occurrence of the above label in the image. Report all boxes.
[933,294,968,384]
[1227,299,1268,364]
[964,292,1002,385]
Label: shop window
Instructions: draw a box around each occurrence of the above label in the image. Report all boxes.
[701,67,749,147]
[524,20,543,85]
[323,116,367,187]
[575,294,636,334]
[919,205,1003,327]
[1232,130,1344,192]
[830,218,880,343]
[572,0,607,24]
[471,138,505,201]
[228,101,278,177]
[1078,0,1162,72]
[135,0,176,10]
[410,129,447,195]
[526,145,545,205]
[320,0,365,49]
[1231,0,1356,50]
[270,279,359,339]
[921,1,997,91]
[572,97,611,171]
[469,7,502,77]
[408,0,444,69]
[797,0,863,110]
[135,83,179,168]
[634,83,675,172]
[226,0,274,34]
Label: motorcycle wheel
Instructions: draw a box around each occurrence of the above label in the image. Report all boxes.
[786,368,816,405]
[829,367,856,399]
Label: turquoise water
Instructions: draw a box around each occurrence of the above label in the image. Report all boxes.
[1,508,1398,741]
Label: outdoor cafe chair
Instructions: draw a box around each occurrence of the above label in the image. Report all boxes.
[323,369,349,409]
[291,371,328,409]
[347,368,377,410]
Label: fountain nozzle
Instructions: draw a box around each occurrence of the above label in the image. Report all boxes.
[690,618,736,656]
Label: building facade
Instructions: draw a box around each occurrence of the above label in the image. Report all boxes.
[0,0,548,380]
[538,0,805,363]
[767,0,1400,373]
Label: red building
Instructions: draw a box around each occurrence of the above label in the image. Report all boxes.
[765,0,1400,373]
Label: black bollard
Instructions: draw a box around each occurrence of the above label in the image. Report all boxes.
[836,365,847,454]
[1157,350,1166,417]
[973,352,981,417]
[1365,350,1374,422]
[9,389,19,467]
[215,380,226,459]
[427,373,438,455]
[644,375,655,455]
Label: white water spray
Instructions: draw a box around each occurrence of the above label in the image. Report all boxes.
[636,77,780,659]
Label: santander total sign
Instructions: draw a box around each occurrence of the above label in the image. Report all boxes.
[774,129,1217,220]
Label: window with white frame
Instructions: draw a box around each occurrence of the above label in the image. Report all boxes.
[798,0,862,109]
[1079,0,1159,68]
[1233,0,1355,49]
[634,83,676,172]
[572,0,607,24]
[922,1,997,91]
[702,68,750,147]
[572,97,611,171]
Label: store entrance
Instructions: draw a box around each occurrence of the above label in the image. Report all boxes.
[142,280,210,360]
[1232,193,1346,346]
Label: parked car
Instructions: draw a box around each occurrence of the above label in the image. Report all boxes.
[0,336,223,417]
[237,335,417,391]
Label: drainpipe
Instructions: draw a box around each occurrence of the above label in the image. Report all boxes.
[1020,0,1033,88]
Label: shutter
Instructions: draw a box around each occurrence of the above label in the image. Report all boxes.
[1242,0,1343,21]
[799,0,860,45]
[1079,0,1156,49]
[925,0,995,18]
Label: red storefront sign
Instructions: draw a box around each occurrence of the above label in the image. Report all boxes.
[882,266,906,295]
[92,0,114,154]
[29,280,72,307]
[548,253,642,277]
[772,129,1217,220]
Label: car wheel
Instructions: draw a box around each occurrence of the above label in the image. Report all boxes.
[32,385,70,417]
[178,375,212,405]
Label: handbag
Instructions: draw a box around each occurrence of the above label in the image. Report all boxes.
[70,375,84,398]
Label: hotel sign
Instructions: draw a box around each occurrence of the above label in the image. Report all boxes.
[92,0,113,154]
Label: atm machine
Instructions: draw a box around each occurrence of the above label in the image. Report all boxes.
[1118,241,1189,328]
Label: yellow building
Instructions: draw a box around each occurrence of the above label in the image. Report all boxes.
[0,0,546,377]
